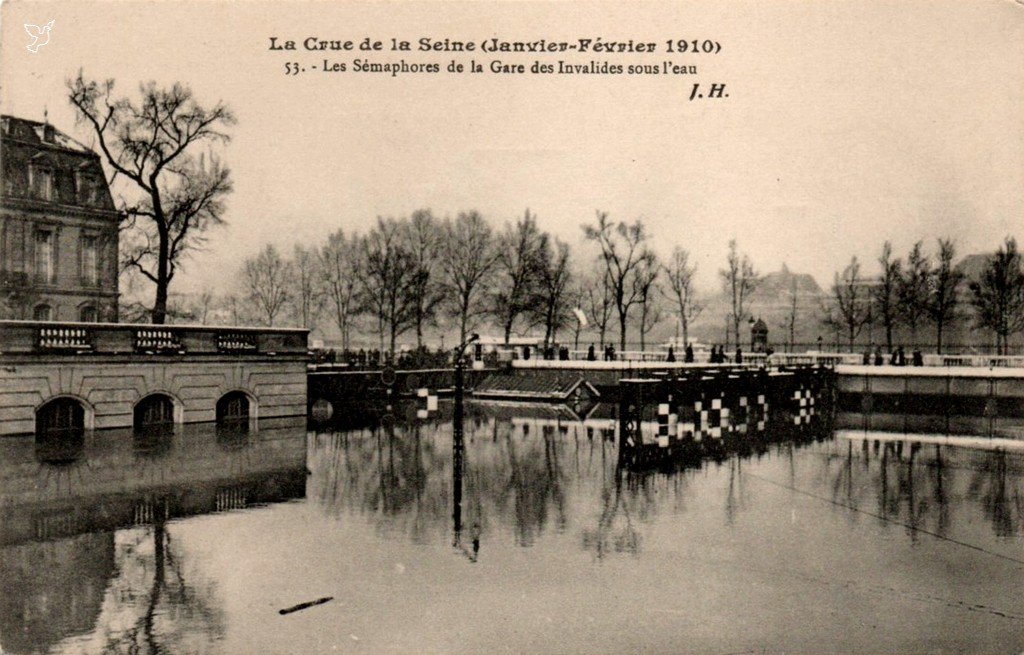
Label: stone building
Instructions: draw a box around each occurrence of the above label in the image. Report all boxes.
[0,114,119,322]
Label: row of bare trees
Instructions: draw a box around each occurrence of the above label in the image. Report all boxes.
[827,238,1024,354]
[238,211,753,354]
[241,210,578,352]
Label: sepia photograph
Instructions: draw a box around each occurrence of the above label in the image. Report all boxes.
[0,0,1023,653]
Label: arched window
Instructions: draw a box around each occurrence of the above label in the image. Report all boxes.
[79,305,97,322]
[216,391,251,432]
[36,398,85,439]
[33,304,52,321]
[134,394,176,433]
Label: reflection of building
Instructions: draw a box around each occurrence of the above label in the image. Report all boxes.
[1,115,120,321]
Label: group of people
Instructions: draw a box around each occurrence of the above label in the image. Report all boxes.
[863,346,925,367]
[586,344,618,361]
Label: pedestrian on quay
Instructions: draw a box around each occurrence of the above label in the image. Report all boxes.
[889,348,898,366]
[587,343,596,361]
[608,344,616,361]
[685,343,694,363]
[897,346,907,366]
[874,346,883,366]
[912,349,923,367]
[735,347,743,364]
[667,345,676,362]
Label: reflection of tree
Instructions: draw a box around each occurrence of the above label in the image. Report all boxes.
[87,505,226,654]
[969,450,1022,538]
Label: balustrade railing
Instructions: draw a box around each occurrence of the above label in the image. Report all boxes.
[38,326,91,350]
[0,320,307,357]
[134,328,183,352]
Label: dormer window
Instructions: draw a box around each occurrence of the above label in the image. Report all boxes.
[75,169,100,205]
[29,164,54,200]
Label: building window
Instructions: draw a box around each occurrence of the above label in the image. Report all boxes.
[30,166,54,201]
[79,305,97,322]
[75,171,102,206]
[33,304,52,321]
[81,235,98,286]
[35,230,54,284]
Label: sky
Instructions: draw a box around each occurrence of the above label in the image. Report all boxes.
[2,0,1023,295]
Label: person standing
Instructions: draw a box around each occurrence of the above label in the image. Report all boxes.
[587,343,596,361]
[667,345,676,362]
[685,343,694,363]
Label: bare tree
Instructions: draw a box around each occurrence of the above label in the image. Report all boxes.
[927,238,963,354]
[440,211,499,345]
[243,244,292,326]
[192,288,214,325]
[533,236,573,349]
[873,241,902,352]
[719,239,759,347]
[319,229,362,351]
[633,252,662,351]
[357,217,419,355]
[898,241,932,345]
[493,210,546,344]
[67,72,236,324]
[831,256,872,350]
[663,247,703,346]
[291,244,324,330]
[404,209,444,349]
[970,237,1024,355]
[582,212,653,351]
[584,266,615,348]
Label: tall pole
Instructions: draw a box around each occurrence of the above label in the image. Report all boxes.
[452,333,478,552]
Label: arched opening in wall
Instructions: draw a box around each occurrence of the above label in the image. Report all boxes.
[79,305,97,322]
[134,394,176,436]
[33,304,52,321]
[35,397,86,463]
[216,391,252,434]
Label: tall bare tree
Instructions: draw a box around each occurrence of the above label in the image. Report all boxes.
[319,229,362,351]
[582,212,652,351]
[291,244,324,330]
[927,238,963,354]
[493,210,546,344]
[67,72,236,324]
[832,256,872,349]
[404,209,444,349]
[898,241,932,345]
[970,237,1024,355]
[357,218,419,355]
[633,252,661,351]
[243,244,292,326]
[584,266,615,348]
[719,239,759,347]
[440,211,499,345]
[873,241,902,352]
[533,236,573,349]
[663,247,703,347]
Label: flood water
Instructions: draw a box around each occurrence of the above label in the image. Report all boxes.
[2,402,1023,654]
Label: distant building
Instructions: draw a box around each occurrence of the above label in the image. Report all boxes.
[0,115,120,321]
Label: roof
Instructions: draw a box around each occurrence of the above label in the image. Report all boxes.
[473,371,599,400]
[1,114,116,213]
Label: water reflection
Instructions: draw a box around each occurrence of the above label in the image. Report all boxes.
[2,402,1023,654]
[0,418,306,654]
